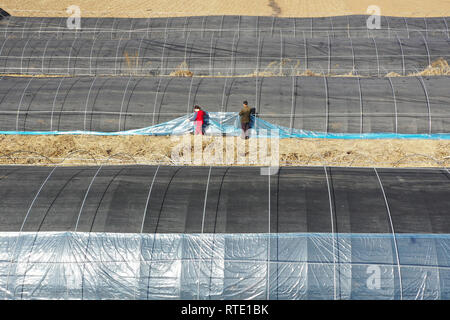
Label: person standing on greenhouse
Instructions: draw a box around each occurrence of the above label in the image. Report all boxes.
[239,100,252,139]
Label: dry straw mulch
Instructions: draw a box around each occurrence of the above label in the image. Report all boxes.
[0,134,449,168]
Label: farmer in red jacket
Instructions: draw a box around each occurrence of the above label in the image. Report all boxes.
[191,105,206,135]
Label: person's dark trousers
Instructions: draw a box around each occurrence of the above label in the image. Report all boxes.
[241,122,250,139]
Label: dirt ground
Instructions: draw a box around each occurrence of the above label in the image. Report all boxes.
[2,0,449,18]
[1,135,448,168]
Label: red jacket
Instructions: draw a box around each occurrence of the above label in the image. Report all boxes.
[194,110,205,123]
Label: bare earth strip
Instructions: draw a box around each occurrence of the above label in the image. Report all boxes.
[2,0,450,18]
[0,135,448,168]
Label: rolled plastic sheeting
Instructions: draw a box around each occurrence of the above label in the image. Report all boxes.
[0,76,449,134]
[0,166,449,234]
[0,37,448,76]
[0,15,449,39]
[0,231,449,300]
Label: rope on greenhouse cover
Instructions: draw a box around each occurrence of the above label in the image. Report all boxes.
[21,17,29,39]
[255,75,259,116]
[16,77,34,131]
[279,29,283,75]
[74,165,103,232]
[208,32,215,74]
[395,34,406,75]
[346,16,351,38]
[88,37,97,75]
[160,26,169,75]
[83,76,97,131]
[21,79,50,130]
[129,17,136,39]
[181,16,188,39]
[237,15,241,38]
[201,166,212,234]
[201,16,207,39]
[289,75,296,132]
[38,18,45,39]
[110,17,117,40]
[420,33,431,67]
[92,17,101,40]
[256,31,262,74]
[357,76,363,134]
[206,167,231,299]
[71,40,81,75]
[220,15,224,37]
[229,31,238,76]
[146,16,152,39]
[140,165,160,233]
[349,36,356,72]
[41,37,52,73]
[186,76,195,115]
[118,75,133,131]
[221,77,227,112]
[292,17,296,37]
[310,17,313,38]
[21,166,58,231]
[323,166,337,300]
[303,34,308,71]
[164,17,170,39]
[152,78,162,126]
[327,32,331,74]
[386,16,392,38]
[423,17,428,39]
[403,17,410,39]
[114,34,126,75]
[3,14,11,38]
[329,16,335,37]
[373,168,403,300]
[137,33,146,69]
[155,78,172,124]
[386,76,399,134]
[50,77,64,131]
[323,74,329,133]
[183,30,191,61]
[257,76,263,114]
[415,73,432,135]
[270,16,275,37]
[443,17,449,38]
[20,38,31,74]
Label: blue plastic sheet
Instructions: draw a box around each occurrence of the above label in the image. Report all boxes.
[1,112,450,139]
[1,231,449,300]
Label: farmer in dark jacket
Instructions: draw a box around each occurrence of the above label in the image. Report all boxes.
[239,100,252,139]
